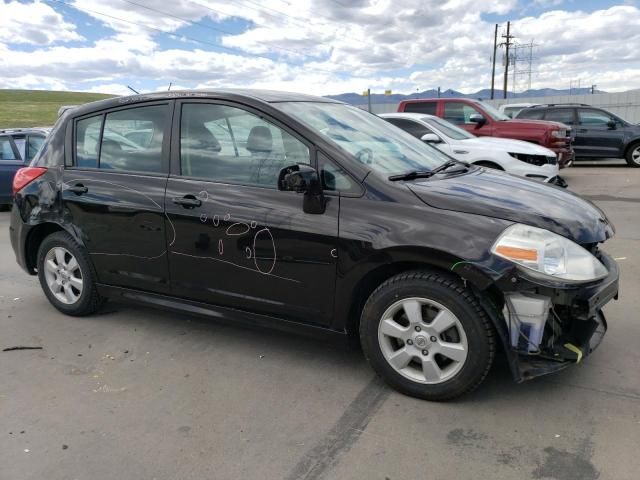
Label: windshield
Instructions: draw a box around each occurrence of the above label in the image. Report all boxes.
[477,101,510,121]
[276,102,452,174]
[424,117,475,140]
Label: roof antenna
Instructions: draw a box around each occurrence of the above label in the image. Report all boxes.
[168,82,172,91]
[127,85,140,95]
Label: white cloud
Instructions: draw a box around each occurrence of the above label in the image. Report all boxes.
[0,0,82,45]
[0,1,639,95]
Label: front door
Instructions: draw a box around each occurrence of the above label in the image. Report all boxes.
[574,108,626,158]
[165,101,339,326]
[62,102,172,293]
[442,102,493,136]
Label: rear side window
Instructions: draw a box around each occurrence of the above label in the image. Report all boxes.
[443,102,479,124]
[544,109,575,125]
[385,118,432,139]
[516,108,544,120]
[0,137,17,160]
[100,105,168,172]
[75,115,102,168]
[180,103,310,188]
[403,102,437,115]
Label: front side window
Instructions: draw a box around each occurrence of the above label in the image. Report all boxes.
[385,118,431,139]
[75,115,102,168]
[443,102,481,125]
[578,109,615,128]
[545,109,575,125]
[425,117,475,140]
[276,102,451,176]
[180,103,310,187]
[0,137,17,160]
[100,105,168,172]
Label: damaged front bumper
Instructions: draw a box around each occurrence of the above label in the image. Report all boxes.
[475,250,619,382]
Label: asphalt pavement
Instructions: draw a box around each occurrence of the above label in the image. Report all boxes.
[1,160,639,480]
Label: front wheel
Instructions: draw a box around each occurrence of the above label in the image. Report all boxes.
[625,142,640,167]
[360,271,496,401]
[37,231,103,316]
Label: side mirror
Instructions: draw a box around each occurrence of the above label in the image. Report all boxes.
[420,133,442,143]
[278,164,326,214]
[469,114,486,125]
[607,120,617,129]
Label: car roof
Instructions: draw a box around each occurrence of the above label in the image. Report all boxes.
[380,112,437,121]
[501,103,540,108]
[0,127,50,136]
[67,88,343,118]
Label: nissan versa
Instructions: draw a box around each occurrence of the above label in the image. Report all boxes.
[10,90,619,400]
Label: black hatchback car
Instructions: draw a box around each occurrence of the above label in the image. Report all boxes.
[516,104,640,167]
[10,90,619,400]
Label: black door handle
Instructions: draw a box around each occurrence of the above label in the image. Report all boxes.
[68,184,88,195]
[172,195,202,208]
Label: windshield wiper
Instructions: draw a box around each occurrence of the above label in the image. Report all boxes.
[388,170,433,181]
[388,160,469,181]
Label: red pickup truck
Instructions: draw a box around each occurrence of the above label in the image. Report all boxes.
[397,98,574,168]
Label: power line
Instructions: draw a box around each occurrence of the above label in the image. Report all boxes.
[188,0,370,47]
[45,0,353,77]
[119,0,326,60]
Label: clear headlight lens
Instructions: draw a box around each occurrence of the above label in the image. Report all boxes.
[491,224,608,282]
[551,129,567,138]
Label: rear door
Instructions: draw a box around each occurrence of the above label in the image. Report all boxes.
[0,135,23,204]
[165,100,339,326]
[574,108,626,158]
[62,102,173,293]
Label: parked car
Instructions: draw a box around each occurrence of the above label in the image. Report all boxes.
[11,90,618,400]
[397,98,574,168]
[0,128,48,207]
[381,112,562,184]
[516,104,640,167]
[499,103,541,119]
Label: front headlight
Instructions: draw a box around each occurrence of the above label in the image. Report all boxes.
[551,129,567,138]
[491,224,608,283]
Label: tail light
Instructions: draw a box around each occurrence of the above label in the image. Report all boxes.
[13,167,47,196]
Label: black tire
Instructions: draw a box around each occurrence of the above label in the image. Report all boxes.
[359,271,496,401]
[625,142,640,167]
[474,161,503,170]
[37,231,103,316]
[0,204,11,212]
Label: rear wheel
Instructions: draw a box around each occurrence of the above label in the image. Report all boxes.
[360,271,496,401]
[625,142,640,167]
[37,232,102,316]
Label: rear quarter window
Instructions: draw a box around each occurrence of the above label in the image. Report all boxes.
[516,108,544,120]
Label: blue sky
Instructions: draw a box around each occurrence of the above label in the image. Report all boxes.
[1,0,638,95]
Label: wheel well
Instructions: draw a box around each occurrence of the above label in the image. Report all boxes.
[345,262,465,338]
[624,139,640,157]
[473,160,503,170]
[25,223,65,272]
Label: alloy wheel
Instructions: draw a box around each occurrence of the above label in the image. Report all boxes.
[377,297,469,384]
[43,247,83,305]
[631,146,640,165]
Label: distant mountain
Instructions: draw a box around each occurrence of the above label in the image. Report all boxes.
[327,87,606,105]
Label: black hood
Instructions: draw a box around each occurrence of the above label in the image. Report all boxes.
[408,169,614,244]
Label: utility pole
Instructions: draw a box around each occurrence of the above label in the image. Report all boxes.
[490,23,498,99]
[437,86,441,98]
[591,84,597,95]
[501,21,514,99]
[367,88,371,113]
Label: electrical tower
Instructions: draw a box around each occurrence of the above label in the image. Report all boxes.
[509,41,537,94]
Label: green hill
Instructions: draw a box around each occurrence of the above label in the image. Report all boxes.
[0,89,115,129]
